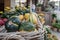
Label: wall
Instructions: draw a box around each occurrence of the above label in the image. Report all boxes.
[4,0,10,8]
[4,0,15,11]
[0,0,4,11]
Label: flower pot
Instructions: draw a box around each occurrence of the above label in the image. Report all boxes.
[58,29,60,32]
[53,28,57,32]
[52,18,56,23]
[51,27,54,30]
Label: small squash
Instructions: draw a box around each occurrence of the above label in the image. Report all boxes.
[24,13,30,20]
[29,13,38,24]
[0,11,3,14]
[18,15,24,21]
[39,13,45,16]
[19,22,35,32]
[24,13,38,24]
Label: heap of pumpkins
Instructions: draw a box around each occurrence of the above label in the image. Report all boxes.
[2,6,46,32]
[4,6,39,32]
[18,12,38,24]
[5,12,38,32]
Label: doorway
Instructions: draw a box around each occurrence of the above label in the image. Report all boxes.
[26,0,38,7]
[0,0,4,11]
[32,0,38,5]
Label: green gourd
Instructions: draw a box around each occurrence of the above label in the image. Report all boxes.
[19,22,35,32]
[5,16,21,32]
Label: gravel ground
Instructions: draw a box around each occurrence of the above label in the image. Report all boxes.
[51,30,60,40]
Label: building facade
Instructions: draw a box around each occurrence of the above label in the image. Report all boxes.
[4,0,40,10]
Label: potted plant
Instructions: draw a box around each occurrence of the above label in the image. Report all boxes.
[57,23,60,32]
[36,3,42,13]
[52,14,57,18]
[52,13,57,23]
[52,23,58,31]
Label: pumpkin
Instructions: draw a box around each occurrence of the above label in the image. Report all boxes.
[18,15,24,21]
[0,11,3,14]
[24,13,30,20]
[22,7,27,10]
[0,18,8,26]
[5,16,21,32]
[38,16,45,24]
[24,13,38,24]
[19,22,35,32]
[39,13,45,16]
[2,18,8,22]
[29,13,38,24]
[4,7,11,12]
[1,11,17,19]
[10,16,21,25]
[0,19,4,26]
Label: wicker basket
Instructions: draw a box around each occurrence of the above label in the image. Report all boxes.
[0,13,45,40]
[0,32,25,40]
[0,28,45,40]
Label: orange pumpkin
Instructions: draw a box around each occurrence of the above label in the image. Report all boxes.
[24,13,30,20]
[18,15,24,21]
